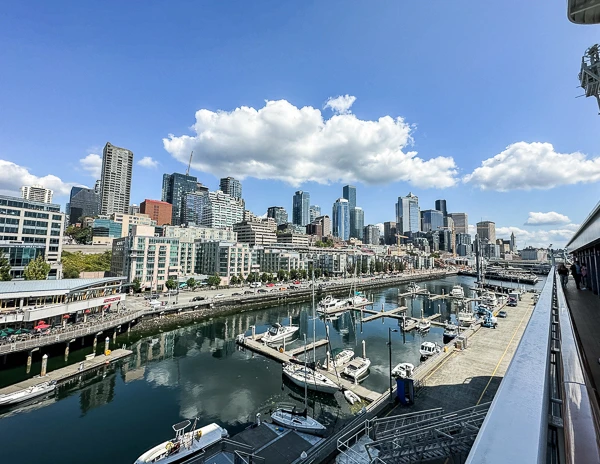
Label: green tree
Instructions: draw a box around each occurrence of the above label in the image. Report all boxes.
[65,225,92,245]
[0,252,11,281]
[24,256,50,280]
[165,278,177,290]
[207,273,221,287]
[314,268,322,278]
[300,269,307,279]
[375,261,383,273]
[260,272,268,283]
[132,278,142,293]
[361,260,368,274]
[289,269,299,280]
[186,277,197,290]
[229,275,238,285]
[63,268,80,279]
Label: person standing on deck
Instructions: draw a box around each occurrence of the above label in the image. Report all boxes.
[558,263,569,287]
[570,261,582,290]
[581,264,588,290]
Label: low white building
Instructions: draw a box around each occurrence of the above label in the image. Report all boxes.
[195,241,252,282]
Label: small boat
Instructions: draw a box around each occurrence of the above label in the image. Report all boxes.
[0,380,56,407]
[481,292,498,308]
[417,318,431,331]
[331,349,355,369]
[271,404,326,436]
[261,323,299,345]
[344,390,361,405]
[420,341,441,358]
[347,291,369,306]
[451,285,465,298]
[407,282,421,293]
[343,357,371,381]
[458,310,477,327]
[443,323,459,342]
[134,420,228,464]
[391,362,415,379]
[318,295,347,310]
[283,362,340,395]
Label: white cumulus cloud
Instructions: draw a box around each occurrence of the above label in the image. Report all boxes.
[163,98,458,188]
[525,211,570,226]
[496,224,580,248]
[0,160,86,197]
[137,156,159,169]
[324,94,357,114]
[79,153,102,178]
[463,142,600,191]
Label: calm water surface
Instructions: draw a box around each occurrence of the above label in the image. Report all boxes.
[0,275,544,464]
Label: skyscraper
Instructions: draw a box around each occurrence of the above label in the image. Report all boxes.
[363,224,380,245]
[162,172,198,225]
[267,206,288,225]
[395,192,420,234]
[68,186,100,225]
[343,185,356,210]
[309,205,321,223]
[510,232,517,252]
[383,221,397,245]
[292,191,310,226]
[353,206,364,240]
[435,199,447,217]
[21,185,53,203]
[219,177,242,200]
[448,213,468,235]
[100,142,133,215]
[421,209,444,232]
[477,221,496,243]
[332,198,350,240]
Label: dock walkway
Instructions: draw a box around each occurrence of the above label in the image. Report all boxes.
[0,348,132,396]
[361,306,407,323]
[401,313,442,332]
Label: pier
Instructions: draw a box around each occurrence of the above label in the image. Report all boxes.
[360,306,407,323]
[401,313,442,331]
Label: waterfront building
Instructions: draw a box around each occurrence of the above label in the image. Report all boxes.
[363,224,380,245]
[477,221,496,243]
[254,247,306,274]
[182,191,243,229]
[195,241,251,282]
[0,241,46,279]
[332,198,350,241]
[352,206,364,240]
[112,212,156,236]
[292,191,310,226]
[435,199,447,217]
[448,213,468,235]
[233,219,277,246]
[219,177,242,201]
[520,247,548,261]
[343,185,357,210]
[68,187,100,225]
[421,209,444,233]
[0,277,126,328]
[99,142,133,215]
[92,218,123,239]
[267,206,288,225]
[395,192,420,234]
[140,199,173,226]
[111,225,179,291]
[457,243,472,257]
[162,172,198,225]
[313,215,331,237]
[317,252,347,276]
[21,185,53,204]
[277,232,310,247]
[309,205,321,223]
[0,194,64,279]
[383,221,397,245]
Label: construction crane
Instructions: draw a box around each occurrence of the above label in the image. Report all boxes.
[185,151,194,176]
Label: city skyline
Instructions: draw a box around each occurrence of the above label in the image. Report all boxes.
[0,2,596,248]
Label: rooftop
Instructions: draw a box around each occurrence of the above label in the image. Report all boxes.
[0,277,126,295]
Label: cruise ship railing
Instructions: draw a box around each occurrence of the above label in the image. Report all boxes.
[466,268,600,464]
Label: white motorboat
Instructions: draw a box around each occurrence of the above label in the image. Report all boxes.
[391,362,415,379]
[417,318,431,331]
[343,357,371,381]
[318,295,346,310]
[347,291,369,306]
[271,404,326,436]
[420,342,441,358]
[458,310,477,327]
[443,323,459,342]
[451,285,465,298]
[331,349,355,369]
[261,323,299,345]
[481,292,498,308]
[407,282,421,293]
[283,362,340,395]
[0,380,56,407]
[134,420,228,464]
[344,390,361,405]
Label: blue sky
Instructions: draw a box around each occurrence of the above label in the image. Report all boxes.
[0,1,598,248]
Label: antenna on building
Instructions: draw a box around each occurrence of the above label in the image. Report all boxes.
[186,151,194,176]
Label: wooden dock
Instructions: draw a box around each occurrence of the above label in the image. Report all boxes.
[402,313,442,332]
[398,289,429,298]
[0,348,132,396]
[288,340,329,356]
[320,367,380,402]
[361,306,407,323]
[318,301,373,316]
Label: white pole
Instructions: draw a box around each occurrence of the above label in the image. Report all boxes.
[362,340,366,359]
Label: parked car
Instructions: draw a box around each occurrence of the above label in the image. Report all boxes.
[498,310,508,318]
[507,298,517,307]
[191,296,205,302]
[213,294,225,299]
[232,292,242,296]
[244,290,254,295]
[266,283,275,287]
[249,282,262,288]
[257,289,269,293]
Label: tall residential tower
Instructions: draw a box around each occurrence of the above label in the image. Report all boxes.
[100,142,133,215]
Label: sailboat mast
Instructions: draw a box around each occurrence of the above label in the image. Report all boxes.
[312,266,316,364]
[304,334,308,411]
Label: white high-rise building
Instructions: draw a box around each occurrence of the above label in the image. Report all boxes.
[100,142,133,215]
[21,185,53,204]
[395,192,420,234]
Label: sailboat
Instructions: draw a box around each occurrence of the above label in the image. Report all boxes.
[272,336,327,436]
[417,301,430,331]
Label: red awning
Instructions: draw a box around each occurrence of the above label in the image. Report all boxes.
[34,323,50,330]
[62,314,70,319]
[102,305,110,310]
[84,309,91,314]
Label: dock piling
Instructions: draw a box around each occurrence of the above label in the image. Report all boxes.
[26,347,38,374]
[104,337,110,354]
[362,340,366,359]
[251,325,256,340]
[41,354,48,376]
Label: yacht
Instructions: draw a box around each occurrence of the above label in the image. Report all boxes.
[317,295,347,314]
[458,310,477,327]
[331,349,355,369]
[417,318,431,331]
[451,285,465,298]
[0,380,56,407]
[261,323,299,345]
[481,292,498,308]
[134,420,228,464]
[420,341,441,358]
[391,362,415,379]
[407,282,421,293]
[347,291,369,306]
[271,404,326,436]
[443,323,459,343]
[282,362,340,395]
[343,357,371,381]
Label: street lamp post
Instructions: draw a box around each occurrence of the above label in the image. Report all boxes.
[388,327,399,402]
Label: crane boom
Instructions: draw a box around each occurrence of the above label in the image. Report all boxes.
[186,151,194,176]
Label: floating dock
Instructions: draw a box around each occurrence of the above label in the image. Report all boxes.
[360,306,407,323]
[401,313,442,332]
[0,348,132,396]
[317,300,373,317]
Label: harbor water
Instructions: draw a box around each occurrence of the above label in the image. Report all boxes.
[0,275,544,464]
